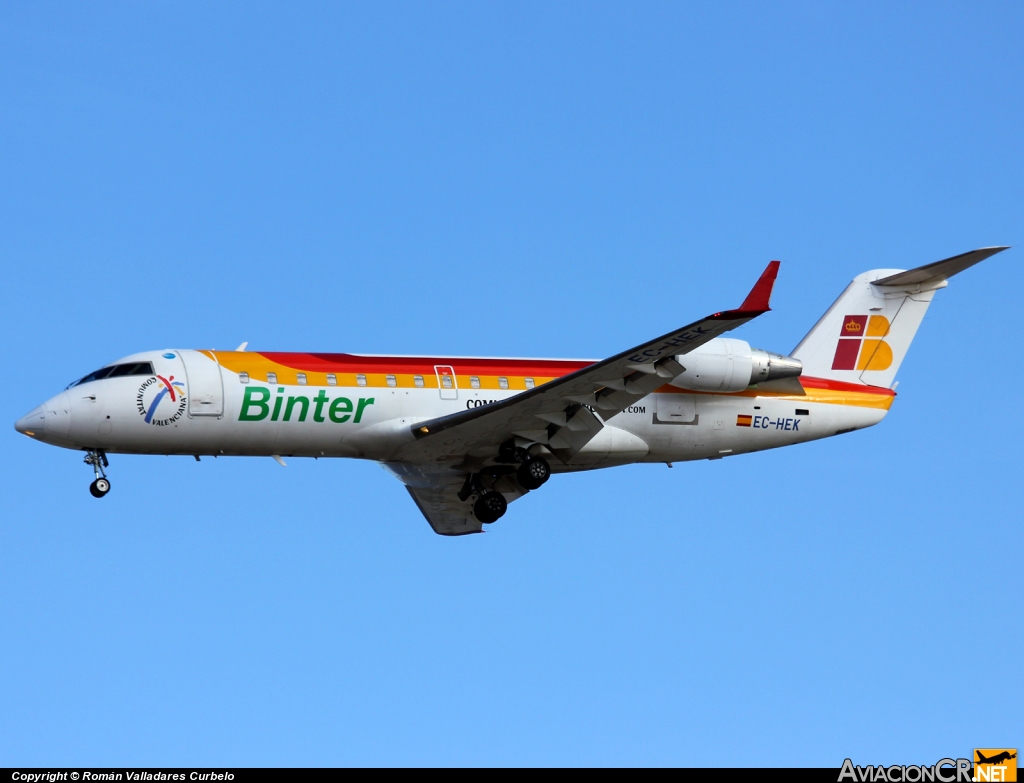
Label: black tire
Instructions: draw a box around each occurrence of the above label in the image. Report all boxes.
[517,457,550,490]
[474,491,507,524]
[90,478,110,498]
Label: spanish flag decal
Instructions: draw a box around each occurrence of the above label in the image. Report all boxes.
[736,414,752,427]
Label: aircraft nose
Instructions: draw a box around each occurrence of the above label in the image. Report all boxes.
[15,404,46,437]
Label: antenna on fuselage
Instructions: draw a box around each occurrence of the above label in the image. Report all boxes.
[236,341,248,351]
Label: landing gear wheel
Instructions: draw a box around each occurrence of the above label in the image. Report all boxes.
[90,478,110,498]
[474,491,507,524]
[517,457,550,490]
[84,449,110,497]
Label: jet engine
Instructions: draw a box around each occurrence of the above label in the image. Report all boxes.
[669,338,802,393]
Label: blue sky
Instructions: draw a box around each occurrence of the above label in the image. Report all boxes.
[1,2,1021,766]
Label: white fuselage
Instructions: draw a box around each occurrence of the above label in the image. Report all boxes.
[17,348,892,471]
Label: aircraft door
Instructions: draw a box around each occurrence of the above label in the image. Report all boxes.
[435,365,458,400]
[179,350,225,417]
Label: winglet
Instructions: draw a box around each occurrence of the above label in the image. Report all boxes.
[738,260,781,312]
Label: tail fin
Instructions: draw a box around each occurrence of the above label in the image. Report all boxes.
[792,247,1008,388]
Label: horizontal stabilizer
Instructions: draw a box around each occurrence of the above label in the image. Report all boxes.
[873,246,1009,289]
[792,246,1006,388]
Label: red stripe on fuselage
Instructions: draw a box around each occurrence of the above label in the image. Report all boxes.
[247,353,896,397]
[258,352,595,377]
[798,376,895,396]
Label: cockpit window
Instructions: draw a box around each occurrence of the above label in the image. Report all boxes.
[108,362,155,378]
[69,367,114,387]
[68,362,155,388]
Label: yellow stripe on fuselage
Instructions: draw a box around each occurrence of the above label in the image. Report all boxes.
[208,351,893,410]
[658,385,895,411]
[209,351,558,391]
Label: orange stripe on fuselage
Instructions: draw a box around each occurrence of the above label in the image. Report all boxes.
[211,351,584,391]
[208,351,895,409]
[260,352,592,377]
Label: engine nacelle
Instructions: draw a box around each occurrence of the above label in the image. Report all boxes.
[668,338,803,393]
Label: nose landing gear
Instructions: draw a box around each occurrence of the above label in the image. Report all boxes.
[84,449,110,498]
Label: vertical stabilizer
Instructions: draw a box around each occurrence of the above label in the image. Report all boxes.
[791,247,1007,388]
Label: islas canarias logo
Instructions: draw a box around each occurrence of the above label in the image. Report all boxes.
[136,374,186,426]
[832,314,893,371]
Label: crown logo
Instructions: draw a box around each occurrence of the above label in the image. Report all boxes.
[832,314,892,371]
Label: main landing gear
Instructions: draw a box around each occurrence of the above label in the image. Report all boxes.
[462,451,553,525]
[84,449,110,498]
[498,441,552,492]
[474,491,507,524]
[516,456,550,490]
[459,472,507,525]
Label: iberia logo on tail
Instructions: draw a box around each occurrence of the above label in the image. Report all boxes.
[832,314,893,371]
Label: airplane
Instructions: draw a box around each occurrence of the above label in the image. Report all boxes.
[14,246,1007,536]
[976,752,1017,765]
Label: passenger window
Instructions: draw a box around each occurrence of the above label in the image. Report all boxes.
[267,372,277,384]
[327,374,337,386]
[357,374,367,387]
[239,372,249,384]
[386,374,397,387]
[297,373,307,385]
[525,378,535,389]
[470,376,480,389]
[414,375,424,388]
[499,377,509,390]
[442,375,453,389]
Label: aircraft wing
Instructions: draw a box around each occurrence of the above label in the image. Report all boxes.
[387,262,781,536]
[383,462,487,535]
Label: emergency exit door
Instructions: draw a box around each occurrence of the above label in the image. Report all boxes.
[435,365,458,400]
[653,392,697,425]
